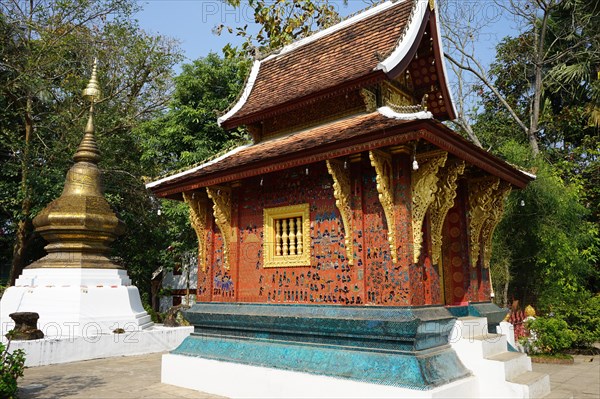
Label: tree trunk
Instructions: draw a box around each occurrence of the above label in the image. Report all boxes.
[9,98,34,286]
[502,261,510,308]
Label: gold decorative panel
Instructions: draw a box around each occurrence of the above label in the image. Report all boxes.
[467,177,500,268]
[183,191,208,272]
[326,159,354,266]
[360,88,377,112]
[381,80,414,109]
[480,182,511,268]
[206,186,232,270]
[429,160,465,265]
[411,151,448,263]
[369,149,398,263]
[263,203,311,268]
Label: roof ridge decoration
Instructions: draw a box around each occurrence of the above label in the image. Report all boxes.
[218,0,415,127]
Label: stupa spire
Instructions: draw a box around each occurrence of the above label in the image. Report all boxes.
[74,58,101,164]
[28,59,125,269]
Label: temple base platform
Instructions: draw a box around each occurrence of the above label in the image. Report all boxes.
[161,303,475,398]
[162,353,478,398]
[0,268,152,338]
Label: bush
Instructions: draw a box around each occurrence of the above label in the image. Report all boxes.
[527,317,576,354]
[0,341,26,398]
[549,292,600,348]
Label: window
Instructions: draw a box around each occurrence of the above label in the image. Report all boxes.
[263,203,310,267]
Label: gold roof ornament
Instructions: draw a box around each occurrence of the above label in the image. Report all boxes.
[28,59,125,269]
[525,305,536,318]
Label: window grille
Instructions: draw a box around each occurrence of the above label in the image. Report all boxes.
[263,204,310,267]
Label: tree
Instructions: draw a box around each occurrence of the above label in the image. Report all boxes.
[216,0,344,57]
[137,53,250,175]
[441,0,600,157]
[0,0,182,286]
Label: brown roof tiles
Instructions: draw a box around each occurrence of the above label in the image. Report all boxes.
[221,0,415,128]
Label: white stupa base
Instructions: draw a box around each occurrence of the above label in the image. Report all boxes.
[161,354,480,399]
[0,268,152,338]
[1,325,193,367]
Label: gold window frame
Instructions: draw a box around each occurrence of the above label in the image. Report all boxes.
[263,203,311,268]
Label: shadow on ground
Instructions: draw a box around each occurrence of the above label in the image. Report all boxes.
[19,375,105,398]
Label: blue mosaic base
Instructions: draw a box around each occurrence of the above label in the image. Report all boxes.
[175,303,471,390]
[468,302,509,333]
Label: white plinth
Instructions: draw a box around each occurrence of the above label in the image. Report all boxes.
[161,354,479,399]
[1,325,192,367]
[0,268,152,337]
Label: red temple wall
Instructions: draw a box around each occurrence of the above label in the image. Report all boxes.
[195,160,489,306]
[441,181,491,305]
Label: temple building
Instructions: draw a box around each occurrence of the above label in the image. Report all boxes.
[149,0,548,397]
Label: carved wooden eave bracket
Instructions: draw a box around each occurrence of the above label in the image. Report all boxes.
[411,150,447,264]
[183,191,208,272]
[480,181,512,268]
[429,159,465,266]
[467,177,500,268]
[369,149,398,264]
[206,186,232,270]
[326,159,354,266]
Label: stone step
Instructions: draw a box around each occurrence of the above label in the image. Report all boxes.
[508,371,551,398]
[486,351,532,380]
[453,317,490,340]
[451,333,508,359]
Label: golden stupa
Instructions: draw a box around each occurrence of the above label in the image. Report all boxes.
[28,60,125,269]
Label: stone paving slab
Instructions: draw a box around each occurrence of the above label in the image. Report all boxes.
[17,351,599,398]
[18,352,224,399]
[532,354,599,399]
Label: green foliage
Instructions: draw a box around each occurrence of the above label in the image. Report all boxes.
[0,341,26,398]
[218,0,344,56]
[137,53,250,175]
[526,317,576,354]
[492,143,599,307]
[545,292,600,348]
[0,0,182,289]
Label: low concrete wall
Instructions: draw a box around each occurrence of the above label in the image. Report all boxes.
[2,325,192,367]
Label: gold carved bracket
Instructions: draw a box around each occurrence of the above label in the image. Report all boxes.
[183,191,208,272]
[369,149,398,263]
[206,186,232,270]
[429,160,465,265]
[360,88,377,112]
[411,151,447,263]
[468,177,500,268]
[480,182,512,268]
[326,159,354,266]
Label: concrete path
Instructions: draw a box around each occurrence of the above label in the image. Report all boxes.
[533,354,600,398]
[18,353,222,399]
[18,352,599,398]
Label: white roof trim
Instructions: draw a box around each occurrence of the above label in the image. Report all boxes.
[219,0,412,125]
[431,2,458,118]
[375,0,429,73]
[145,144,252,189]
[378,106,433,120]
[217,60,261,126]
[519,169,537,179]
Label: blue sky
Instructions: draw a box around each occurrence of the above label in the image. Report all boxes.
[134,1,517,75]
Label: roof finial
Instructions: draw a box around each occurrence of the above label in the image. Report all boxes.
[74,58,101,164]
[82,58,101,101]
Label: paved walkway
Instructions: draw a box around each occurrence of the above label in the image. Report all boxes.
[19,353,222,399]
[533,354,600,398]
[18,352,599,398]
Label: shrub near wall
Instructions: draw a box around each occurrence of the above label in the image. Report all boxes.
[526,317,576,354]
[0,342,26,398]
